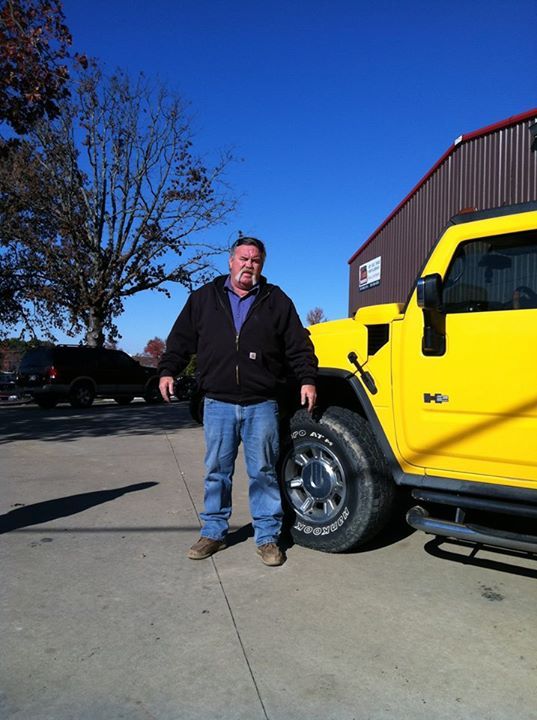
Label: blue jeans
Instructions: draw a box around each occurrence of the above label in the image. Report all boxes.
[200,398,282,546]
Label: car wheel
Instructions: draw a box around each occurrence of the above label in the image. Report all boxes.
[144,380,163,404]
[114,396,134,405]
[173,375,197,400]
[35,396,58,409]
[69,382,95,408]
[279,406,395,552]
[189,391,205,424]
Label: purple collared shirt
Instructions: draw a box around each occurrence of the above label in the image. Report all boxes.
[224,275,259,333]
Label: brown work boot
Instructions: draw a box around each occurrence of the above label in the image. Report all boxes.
[256,542,286,567]
[188,536,226,560]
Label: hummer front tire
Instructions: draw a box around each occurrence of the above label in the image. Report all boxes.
[280,406,395,552]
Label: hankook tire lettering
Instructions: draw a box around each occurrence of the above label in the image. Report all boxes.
[293,507,350,535]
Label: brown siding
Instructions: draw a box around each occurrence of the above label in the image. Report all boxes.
[349,113,537,314]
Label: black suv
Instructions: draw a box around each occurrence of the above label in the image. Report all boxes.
[16,346,162,409]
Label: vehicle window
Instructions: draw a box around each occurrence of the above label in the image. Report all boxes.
[442,230,537,313]
[100,351,137,370]
[58,347,97,367]
[19,348,54,369]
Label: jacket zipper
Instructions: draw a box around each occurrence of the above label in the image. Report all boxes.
[235,333,240,384]
[235,290,271,386]
[217,286,272,387]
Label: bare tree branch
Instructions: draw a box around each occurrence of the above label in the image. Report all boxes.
[0,63,237,345]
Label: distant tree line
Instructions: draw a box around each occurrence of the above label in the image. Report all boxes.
[0,336,50,370]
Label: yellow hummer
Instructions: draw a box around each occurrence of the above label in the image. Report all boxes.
[280,201,537,553]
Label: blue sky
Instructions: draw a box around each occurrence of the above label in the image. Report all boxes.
[58,0,536,354]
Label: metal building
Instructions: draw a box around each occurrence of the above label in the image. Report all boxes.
[348,108,537,315]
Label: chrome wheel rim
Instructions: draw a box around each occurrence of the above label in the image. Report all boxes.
[282,439,347,522]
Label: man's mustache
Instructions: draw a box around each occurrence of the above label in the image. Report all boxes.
[236,268,258,283]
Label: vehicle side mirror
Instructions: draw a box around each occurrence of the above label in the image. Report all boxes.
[417,274,446,356]
[417,273,443,310]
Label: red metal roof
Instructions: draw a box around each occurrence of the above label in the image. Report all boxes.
[348,107,537,264]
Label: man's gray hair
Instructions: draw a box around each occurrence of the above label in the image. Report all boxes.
[229,236,266,261]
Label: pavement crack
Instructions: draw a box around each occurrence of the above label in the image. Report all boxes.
[210,558,271,720]
[166,434,271,720]
[165,433,203,528]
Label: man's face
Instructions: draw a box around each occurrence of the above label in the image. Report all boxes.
[229,244,264,293]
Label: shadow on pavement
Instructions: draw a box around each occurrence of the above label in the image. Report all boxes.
[0,481,158,534]
[424,537,537,579]
[0,401,200,444]
[225,523,254,547]
[353,490,417,553]
[355,514,416,553]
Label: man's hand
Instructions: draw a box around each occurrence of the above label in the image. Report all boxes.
[300,384,317,413]
[159,375,175,402]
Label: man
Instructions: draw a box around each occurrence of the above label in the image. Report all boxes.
[158,236,317,566]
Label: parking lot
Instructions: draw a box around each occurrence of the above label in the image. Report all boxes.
[1,401,536,720]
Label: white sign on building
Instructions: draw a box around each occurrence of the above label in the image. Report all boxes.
[359,256,381,292]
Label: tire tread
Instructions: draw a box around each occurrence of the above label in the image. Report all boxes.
[285,406,395,552]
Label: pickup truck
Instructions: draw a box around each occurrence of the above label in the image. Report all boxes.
[280,201,537,553]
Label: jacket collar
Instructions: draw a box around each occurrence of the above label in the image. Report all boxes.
[213,274,270,294]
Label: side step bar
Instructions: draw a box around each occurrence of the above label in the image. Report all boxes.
[406,506,537,554]
[411,488,537,518]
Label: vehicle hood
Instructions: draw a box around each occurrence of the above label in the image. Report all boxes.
[308,303,404,371]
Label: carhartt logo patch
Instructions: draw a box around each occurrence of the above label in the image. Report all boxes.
[249,352,257,360]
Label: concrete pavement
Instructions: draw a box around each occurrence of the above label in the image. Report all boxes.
[1,401,537,720]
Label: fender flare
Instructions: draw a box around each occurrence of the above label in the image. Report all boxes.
[316,368,405,484]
